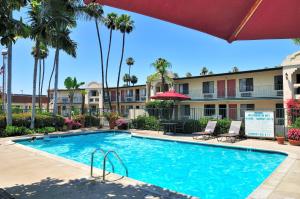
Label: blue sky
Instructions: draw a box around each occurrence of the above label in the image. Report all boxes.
[1,5,299,94]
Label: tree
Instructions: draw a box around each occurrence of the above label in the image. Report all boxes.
[200,67,208,75]
[292,38,300,45]
[0,0,28,126]
[104,13,118,111]
[208,71,214,75]
[116,14,134,114]
[123,73,131,86]
[80,90,87,115]
[64,77,85,118]
[39,44,49,109]
[126,57,135,86]
[185,72,192,77]
[232,66,239,72]
[173,73,179,78]
[149,58,172,92]
[130,75,138,86]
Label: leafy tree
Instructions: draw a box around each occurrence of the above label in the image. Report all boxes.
[200,67,208,75]
[123,73,131,86]
[64,77,85,117]
[104,12,118,111]
[116,14,134,114]
[131,75,138,86]
[149,58,172,92]
[126,57,135,85]
[185,72,192,77]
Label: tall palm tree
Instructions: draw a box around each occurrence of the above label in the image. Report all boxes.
[232,66,239,73]
[0,0,28,125]
[148,58,172,92]
[104,13,118,111]
[292,38,300,45]
[130,75,138,86]
[64,77,84,118]
[126,57,134,86]
[39,44,49,108]
[116,14,134,113]
[186,72,192,77]
[200,67,208,76]
[123,73,131,86]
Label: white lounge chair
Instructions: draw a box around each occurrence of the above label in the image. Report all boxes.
[217,121,242,143]
[192,121,217,140]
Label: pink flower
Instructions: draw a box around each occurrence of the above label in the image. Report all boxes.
[288,128,300,141]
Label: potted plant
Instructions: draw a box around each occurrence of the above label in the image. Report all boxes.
[276,132,285,144]
[288,128,300,146]
[104,112,119,129]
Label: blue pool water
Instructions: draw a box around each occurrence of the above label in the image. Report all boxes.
[18,132,286,199]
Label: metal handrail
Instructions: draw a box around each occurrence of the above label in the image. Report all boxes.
[90,148,114,177]
[102,150,128,181]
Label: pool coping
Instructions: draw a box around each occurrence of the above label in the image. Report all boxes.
[6,129,300,199]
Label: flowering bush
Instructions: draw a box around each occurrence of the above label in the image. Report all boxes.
[115,118,129,130]
[64,118,81,130]
[285,99,300,125]
[288,128,300,141]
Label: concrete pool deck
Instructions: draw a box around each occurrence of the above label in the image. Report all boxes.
[0,128,299,199]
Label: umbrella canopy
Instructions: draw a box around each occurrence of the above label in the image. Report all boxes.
[84,0,300,42]
[150,90,191,101]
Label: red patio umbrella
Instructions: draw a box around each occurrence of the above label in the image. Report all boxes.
[150,90,191,101]
[84,0,300,42]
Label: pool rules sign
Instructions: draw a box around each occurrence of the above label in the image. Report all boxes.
[245,111,275,138]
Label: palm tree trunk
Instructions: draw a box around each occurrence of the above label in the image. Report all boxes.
[41,58,45,110]
[30,40,40,129]
[128,66,131,86]
[81,93,85,115]
[69,92,73,118]
[47,56,56,112]
[95,20,105,113]
[38,59,42,109]
[53,48,59,116]
[105,28,113,111]
[117,33,126,114]
[6,42,12,125]
[161,75,165,92]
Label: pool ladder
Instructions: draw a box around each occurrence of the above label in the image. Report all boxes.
[90,149,128,181]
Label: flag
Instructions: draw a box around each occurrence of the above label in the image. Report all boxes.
[0,66,4,75]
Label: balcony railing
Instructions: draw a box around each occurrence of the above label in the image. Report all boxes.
[57,97,82,104]
[186,84,283,100]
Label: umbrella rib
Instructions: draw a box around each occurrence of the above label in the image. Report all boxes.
[228,0,263,42]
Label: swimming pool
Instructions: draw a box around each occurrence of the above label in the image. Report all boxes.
[18,132,286,199]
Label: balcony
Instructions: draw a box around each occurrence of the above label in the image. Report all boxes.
[57,97,82,104]
[186,85,283,101]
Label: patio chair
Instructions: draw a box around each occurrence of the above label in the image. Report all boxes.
[192,121,217,140]
[217,121,242,143]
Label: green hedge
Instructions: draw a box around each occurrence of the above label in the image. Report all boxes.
[73,115,100,127]
[132,115,160,131]
[145,101,174,120]
[2,126,34,137]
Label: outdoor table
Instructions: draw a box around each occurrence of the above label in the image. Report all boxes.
[161,122,177,135]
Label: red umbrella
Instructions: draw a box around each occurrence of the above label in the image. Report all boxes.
[84,0,300,42]
[150,90,191,101]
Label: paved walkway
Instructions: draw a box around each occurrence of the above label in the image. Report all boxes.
[0,129,300,199]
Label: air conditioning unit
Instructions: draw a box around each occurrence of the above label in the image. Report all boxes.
[204,94,213,99]
[241,92,252,97]
[276,91,283,96]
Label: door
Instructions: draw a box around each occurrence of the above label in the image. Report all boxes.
[121,90,125,102]
[111,91,116,102]
[217,80,225,98]
[135,89,140,101]
[229,104,237,120]
[227,79,236,97]
[219,104,227,119]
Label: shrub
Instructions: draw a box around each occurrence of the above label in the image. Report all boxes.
[64,118,81,130]
[288,128,300,141]
[145,101,174,120]
[116,118,128,130]
[2,125,34,137]
[292,117,300,128]
[183,119,202,133]
[36,127,56,134]
[132,115,160,131]
[215,118,231,134]
[73,115,100,127]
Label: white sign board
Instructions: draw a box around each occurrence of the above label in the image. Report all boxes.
[245,111,274,138]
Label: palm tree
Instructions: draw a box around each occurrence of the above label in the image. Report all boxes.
[130,75,138,86]
[64,77,84,118]
[232,66,239,72]
[126,57,134,86]
[123,73,131,86]
[200,67,208,76]
[0,0,28,125]
[39,44,48,109]
[208,71,214,75]
[80,90,87,115]
[104,13,118,111]
[116,14,134,113]
[292,39,300,45]
[150,58,172,92]
[185,72,192,77]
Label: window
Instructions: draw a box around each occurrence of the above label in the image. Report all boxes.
[127,90,133,97]
[140,88,146,96]
[177,83,189,94]
[91,90,97,97]
[274,75,283,90]
[182,105,190,116]
[239,78,253,92]
[297,74,300,84]
[240,104,255,118]
[276,103,284,118]
[203,81,214,94]
[204,104,215,116]
[62,106,66,111]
